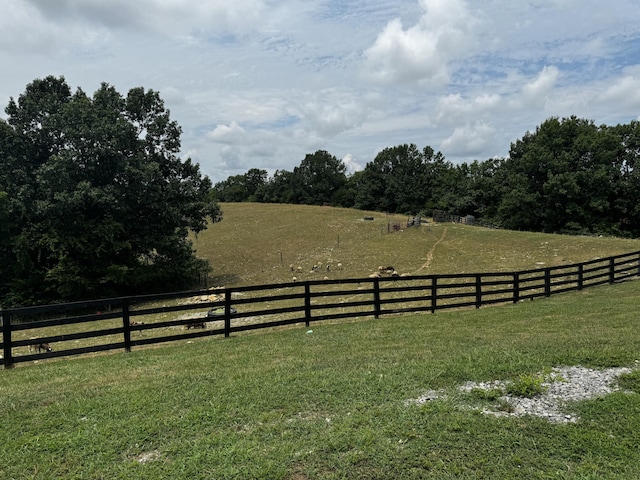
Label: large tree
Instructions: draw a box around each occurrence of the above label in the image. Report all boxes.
[213,168,268,202]
[0,76,220,306]
[353,144,446,214]
[496,116,628,234]
[290,150,347,205]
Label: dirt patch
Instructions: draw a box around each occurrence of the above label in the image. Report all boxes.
[407,365,635,423]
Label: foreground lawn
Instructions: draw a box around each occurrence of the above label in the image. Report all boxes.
[2,281,640,479]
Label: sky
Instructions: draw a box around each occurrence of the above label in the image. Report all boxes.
[2,0,640,184]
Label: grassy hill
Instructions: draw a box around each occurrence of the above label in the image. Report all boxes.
[193,203,640,287]
[3,203,640,478]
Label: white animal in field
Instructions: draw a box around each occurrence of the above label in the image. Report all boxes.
[337,262,343,270]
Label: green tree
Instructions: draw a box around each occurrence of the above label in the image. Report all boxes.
[448,159,506,221]
[611,121,640,235]
[497,116,625,234]
[214,168,268,202]
[354,144,445,214]
[290,150,347,205]
[0,76,220,306]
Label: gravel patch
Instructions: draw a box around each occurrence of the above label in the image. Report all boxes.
[407,365,635,423]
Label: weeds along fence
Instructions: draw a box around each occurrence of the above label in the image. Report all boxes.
[2,250,640,369]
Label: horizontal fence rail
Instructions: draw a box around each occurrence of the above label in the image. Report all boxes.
[2,250,640,369]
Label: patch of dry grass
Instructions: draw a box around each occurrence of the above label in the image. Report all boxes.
[193,203,640,287]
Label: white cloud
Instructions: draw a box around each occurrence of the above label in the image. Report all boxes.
[506,65,560,110]
[341,153,363,174]
[523,65,559,99]
[436,93,501,124]
[598,69,640,107]
[363,0,478,86]
[297,90,369,138]
[207,121,247,144]
[440,123,496,156]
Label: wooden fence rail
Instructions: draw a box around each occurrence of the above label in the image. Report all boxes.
[2,250,640,369]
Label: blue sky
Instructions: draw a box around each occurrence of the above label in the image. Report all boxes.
[2,0,640,183]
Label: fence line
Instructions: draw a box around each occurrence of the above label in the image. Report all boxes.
[2,250,640,369]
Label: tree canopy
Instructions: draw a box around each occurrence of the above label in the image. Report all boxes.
[0,76,220,306]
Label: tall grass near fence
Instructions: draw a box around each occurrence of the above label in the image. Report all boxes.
[2,281,640,478]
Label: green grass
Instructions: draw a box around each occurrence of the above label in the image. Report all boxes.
[4,203,640,478]
[3,279,640,479]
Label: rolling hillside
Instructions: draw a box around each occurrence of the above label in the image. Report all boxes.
[192,203,640,287]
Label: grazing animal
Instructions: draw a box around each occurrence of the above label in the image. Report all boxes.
[296,266,303,273]
[186,321,206,329]
[337,262,343,270]
[130,321,145,334]
[326,264,331,272]
[292,276,298,282]
[378,266,396,275]
[369,272,381,278]
[289,264,295,272]
[29,343,52,353]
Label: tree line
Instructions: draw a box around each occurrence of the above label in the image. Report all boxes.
[214,117,640,237]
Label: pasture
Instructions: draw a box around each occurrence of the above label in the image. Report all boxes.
[194,203,640,286]
[3,203,640,478]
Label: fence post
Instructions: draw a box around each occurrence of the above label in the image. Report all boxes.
[544,268,551,297]
[224,290,232,337]
[577,264,584,290]
[1,310,13,369]
[609,258,615,284]
[304,283,312,327]
[373,277,381,319]
[475,274,482,309]
[430,277,437,313]
[513,272,520,304]
[122,301,132,353]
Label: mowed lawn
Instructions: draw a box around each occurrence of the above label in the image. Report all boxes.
[2,281,640,478]
[3,203,640,479]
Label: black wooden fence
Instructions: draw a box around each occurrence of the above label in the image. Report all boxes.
[2,250,640,369]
